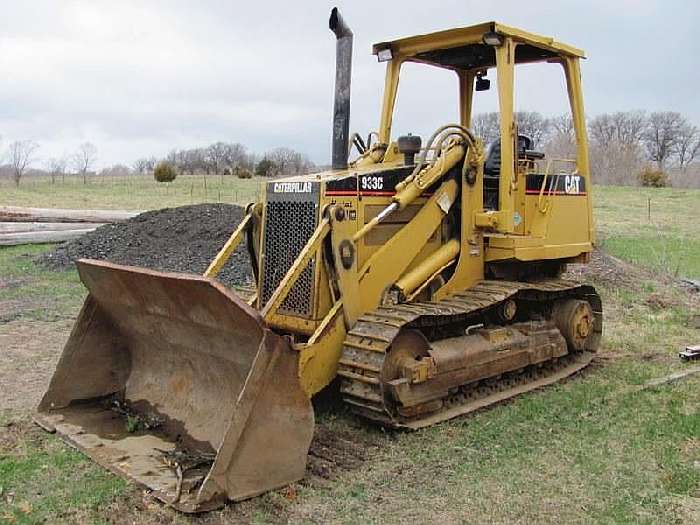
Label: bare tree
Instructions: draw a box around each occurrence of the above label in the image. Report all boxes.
[165,150,182,170]
[266,147,314,175]
[245,151,258,171]
[183,149,203,174]
[611,111,646,147]
[515,111,550,149]
[546,114,576,158]
[205,142,228,175]
[676,122,700,172]
[133,157,151,175]
[550,114,575,139]
[190,149,207,174]
[589,140,644,185]
[586,111,649,184]
[642,111,684,170]
[221,143,245,171]
[471,111,550,148]
[8,140,39,186]
[167,148,212,175]
[172,150,189,174]
[165,149,192,174]
[589,111,646,150]
[46,157,67,184]
[471,112,500,146]
[588,113,616,145]
[73,142,98,184]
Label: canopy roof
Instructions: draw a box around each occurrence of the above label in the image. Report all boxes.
[372,21,585,71]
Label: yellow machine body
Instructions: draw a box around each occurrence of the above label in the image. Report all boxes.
[254,20,596,396]
[37,12,602,512]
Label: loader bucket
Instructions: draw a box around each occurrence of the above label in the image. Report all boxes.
[36,259,314,512]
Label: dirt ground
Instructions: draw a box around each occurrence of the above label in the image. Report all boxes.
[567,248,700,302]
[0,320,72,413]
[567,247,660,289]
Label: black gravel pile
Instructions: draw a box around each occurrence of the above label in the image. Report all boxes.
[38,203,254,289]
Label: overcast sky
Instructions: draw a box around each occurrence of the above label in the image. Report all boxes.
[1,0,698,168]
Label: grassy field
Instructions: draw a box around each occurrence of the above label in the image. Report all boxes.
[595,186,700,280]
[0,174,263,210]
[1,184,699,523]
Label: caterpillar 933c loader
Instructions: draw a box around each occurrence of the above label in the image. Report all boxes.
[36,8,602,512]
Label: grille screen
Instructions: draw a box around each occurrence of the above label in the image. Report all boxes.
[260,194,318,317]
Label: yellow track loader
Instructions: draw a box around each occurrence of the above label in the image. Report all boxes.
[36,8,602,512]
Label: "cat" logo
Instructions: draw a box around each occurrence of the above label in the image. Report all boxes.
[564,175,581,194]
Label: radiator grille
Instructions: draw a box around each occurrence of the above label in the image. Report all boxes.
[260,192,318,317]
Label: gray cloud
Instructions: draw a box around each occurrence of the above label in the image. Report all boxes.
[0,0,698,167]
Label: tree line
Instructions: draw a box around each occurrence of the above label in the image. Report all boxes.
[473,110,700,186]
[0,138,315,186]
[0,139,98,186]
[2,111,698,188]
[132,143,315,179]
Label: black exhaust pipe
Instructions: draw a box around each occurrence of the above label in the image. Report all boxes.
[329,7,353,170]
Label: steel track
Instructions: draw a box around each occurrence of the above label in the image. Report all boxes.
[337,279,602,428]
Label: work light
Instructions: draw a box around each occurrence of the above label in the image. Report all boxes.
[377,47,393,62]
[482,31,504,46]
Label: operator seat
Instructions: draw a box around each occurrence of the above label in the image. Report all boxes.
[483,135,544,210]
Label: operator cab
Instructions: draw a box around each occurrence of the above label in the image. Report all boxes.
[363,21,590,234]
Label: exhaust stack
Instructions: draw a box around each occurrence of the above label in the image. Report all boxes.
[329,7,353,170]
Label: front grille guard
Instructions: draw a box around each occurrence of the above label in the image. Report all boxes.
[259,215,331,321]
[204,196,329,323]
[260,200,318,317]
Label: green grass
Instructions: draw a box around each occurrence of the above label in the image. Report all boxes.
[0,419,128,525]
[298,370,699,524]
[0,173,263,210]
[0,247,129,524]
[603,235,700,280]
[0,244,84,322]
[593,185,700,279]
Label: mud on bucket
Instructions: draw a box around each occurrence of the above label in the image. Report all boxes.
[36,259,314,512]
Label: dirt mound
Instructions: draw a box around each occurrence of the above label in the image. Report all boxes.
[565,248,699,315]
[38,204,254,289]
[565,248,656,290]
